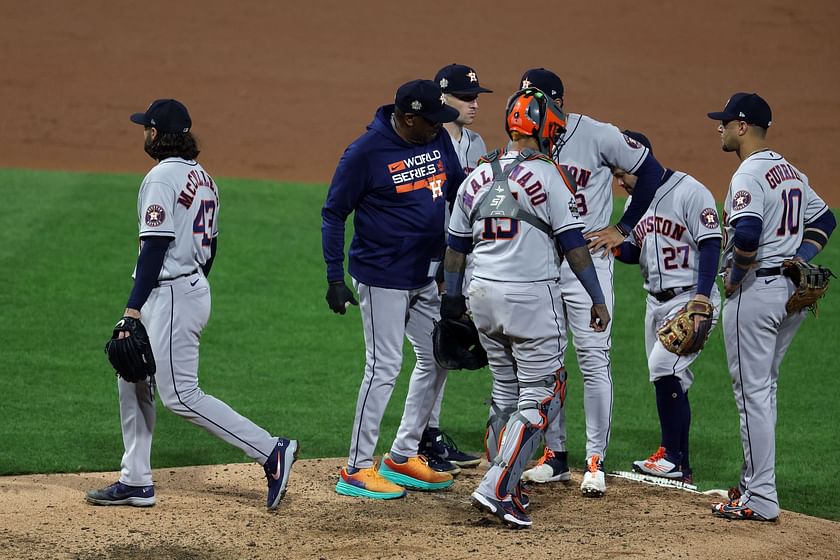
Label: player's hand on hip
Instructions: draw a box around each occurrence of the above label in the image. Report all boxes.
[590,303,610,332]
[584,226,626,256]
[326,281,357,315]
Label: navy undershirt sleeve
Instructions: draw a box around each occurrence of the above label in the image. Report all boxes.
[617,154,665,231]
[201,237,218,278]
[555,229,605,305]
[126,236,171,310]
[696,237,721,297]
[732,216,762,252]
[614,241,641,264]
[448,233,474,254]
[554,228,586,253]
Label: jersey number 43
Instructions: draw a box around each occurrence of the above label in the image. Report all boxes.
[193,199,216,246]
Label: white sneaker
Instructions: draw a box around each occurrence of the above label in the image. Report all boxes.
[580,454,606,498]
[632,447,683,479]
[522,449,571,483]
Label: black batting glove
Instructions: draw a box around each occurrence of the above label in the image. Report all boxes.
[440,293,467,320]
[326,281,358,315]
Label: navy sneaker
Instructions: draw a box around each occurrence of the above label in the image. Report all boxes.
[471,491,532,529]
[86,481,156,507]
[421,428,481,468]
[264,438,299,510]
[425,453,461,476]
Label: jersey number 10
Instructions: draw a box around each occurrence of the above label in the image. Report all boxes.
[193,200,216,247]
[776,188,802,236]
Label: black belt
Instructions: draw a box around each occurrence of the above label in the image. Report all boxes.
[649,285,694,303]
[755,267,783,278]
[156,269,199,286]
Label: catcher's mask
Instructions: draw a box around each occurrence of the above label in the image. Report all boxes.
[505,87,566,156]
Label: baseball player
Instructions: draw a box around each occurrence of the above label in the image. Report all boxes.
[516,69,665,497]
[707,93,836,521]
[86,99,298,510]
[418,63,493,474]
[444,88,610,528]
[611,131,721,484]
[322,80,467,500]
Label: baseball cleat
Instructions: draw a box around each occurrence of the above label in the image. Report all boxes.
[421,428,481,468]
[711,499,777,522]
[522,448,571,483]
[580,454,606,498]
[471,491,532,529]
[379,454,454,491]
[632,447,683,479]
[85,481,156,507]
[335,464,407,500]
[264,438,299,510]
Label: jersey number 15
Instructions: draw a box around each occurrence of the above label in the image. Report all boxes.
[193,200,216,247]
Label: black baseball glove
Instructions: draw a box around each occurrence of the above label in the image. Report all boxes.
[782,259,835,314]
[432,317,488,370]
[104,317,156,382]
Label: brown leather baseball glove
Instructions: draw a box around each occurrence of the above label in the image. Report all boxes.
[657,299,714,356]
[782,259,835,314]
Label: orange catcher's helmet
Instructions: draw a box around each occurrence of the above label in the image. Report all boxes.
[505,88,566,156]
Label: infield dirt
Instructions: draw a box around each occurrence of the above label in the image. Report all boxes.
[2,1,839,558]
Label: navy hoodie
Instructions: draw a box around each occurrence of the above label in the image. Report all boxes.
[322,105,467,290]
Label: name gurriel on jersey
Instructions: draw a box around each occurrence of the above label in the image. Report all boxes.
[633,216,687,245]
[765,162,801,189]
[177,170,217,209]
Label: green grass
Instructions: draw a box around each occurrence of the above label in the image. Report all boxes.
[0,168,837,520]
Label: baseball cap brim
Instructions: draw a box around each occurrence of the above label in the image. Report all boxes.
[449,86,493,95]
[417,103,460,124]
[707,110,738,121]
[130,112,152,126]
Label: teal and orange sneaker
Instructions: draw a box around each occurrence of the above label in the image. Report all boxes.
[379,454,454,491]
[335,464,406,500]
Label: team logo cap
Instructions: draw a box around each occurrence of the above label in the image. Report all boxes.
[519,68,564,100]
[395,79,459,124]
[434,63,493,96]
[707,92,772,128]
[130,99,192,133]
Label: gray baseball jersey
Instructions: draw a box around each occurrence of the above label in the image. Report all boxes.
[557,114,649,232]
[448,151,583,281]
[721,149,829,520]
[449,127,488,173]
[629,171,722,294]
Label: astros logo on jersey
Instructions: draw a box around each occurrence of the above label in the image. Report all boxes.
[145,204,166,227]
[732,190,752,211]
[701,208,720,229]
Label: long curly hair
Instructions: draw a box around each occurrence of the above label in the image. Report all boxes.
[145,131,200,161]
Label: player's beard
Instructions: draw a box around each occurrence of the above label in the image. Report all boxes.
[144,135,158,160]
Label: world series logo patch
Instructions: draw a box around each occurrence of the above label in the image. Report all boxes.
[622,134,641,149]
[731,190,752,211]
[145,204,166,227]
[701,207,720,229]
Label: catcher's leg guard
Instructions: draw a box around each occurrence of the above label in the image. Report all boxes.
[484,364,519,462]
[485,401,517,463]
[478,369,565,499]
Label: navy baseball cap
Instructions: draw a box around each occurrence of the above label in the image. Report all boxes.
[707,92,772,128]
[395,79,460,124]
[622,129,653,153]
[520,68,564,99]
[435,64,493,96]
[130,99,192,133]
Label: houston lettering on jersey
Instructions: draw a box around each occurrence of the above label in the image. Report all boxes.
[177,170,217,209]
[632,216,687,246]
[765,163,801,189]
[561,164,592,188]
[388,150,447,198]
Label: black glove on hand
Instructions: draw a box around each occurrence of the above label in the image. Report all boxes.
[326,281,358,314]
[440,293,467,320]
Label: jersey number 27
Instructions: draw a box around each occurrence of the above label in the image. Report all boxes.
[193,199,216,247]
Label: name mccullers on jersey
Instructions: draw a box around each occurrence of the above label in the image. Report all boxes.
[177,169,217,209]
